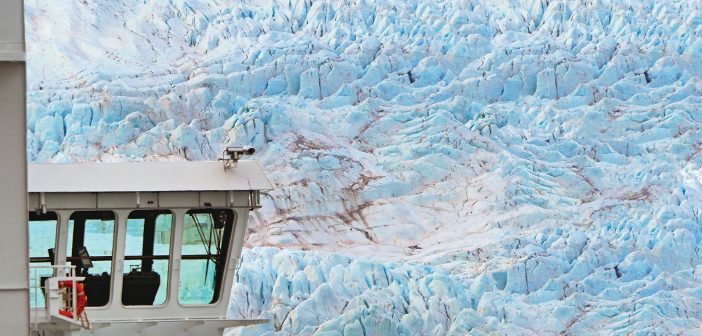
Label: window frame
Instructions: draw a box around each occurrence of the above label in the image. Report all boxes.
[66,210,117,308]
[121,209,174,308]
[177,208,236,306]
[28,211,60,309]
[28,211,59,264]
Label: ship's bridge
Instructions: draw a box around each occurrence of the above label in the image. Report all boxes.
[27,160,272,335]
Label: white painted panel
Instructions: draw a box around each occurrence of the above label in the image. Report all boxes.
[159,192,199,208]
[29,161,274,193]
[45,193,97,210]
[199,191,227,207]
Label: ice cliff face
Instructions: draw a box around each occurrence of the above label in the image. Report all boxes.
[26,0,702,334]
[227,247,702,335]
[229,248,486,336]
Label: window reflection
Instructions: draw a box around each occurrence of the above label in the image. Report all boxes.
[28,212,58,308]
[179,209,234,305]
[123,210,172,306]
[67,211,115,307]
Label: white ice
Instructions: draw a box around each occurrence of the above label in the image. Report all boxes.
[25,0,702,334]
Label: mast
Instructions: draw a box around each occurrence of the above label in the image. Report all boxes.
[0,1,29,335]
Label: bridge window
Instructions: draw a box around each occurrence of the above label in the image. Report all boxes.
[123,210,172,306]
[179,209,235,305]
[67,211,115,307]
[28,212,58,308]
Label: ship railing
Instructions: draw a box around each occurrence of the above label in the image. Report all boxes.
[29,264,80,328]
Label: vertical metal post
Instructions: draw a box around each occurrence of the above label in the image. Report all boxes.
[0,1,28,335]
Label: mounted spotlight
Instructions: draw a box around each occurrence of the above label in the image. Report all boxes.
[221,146,256,169]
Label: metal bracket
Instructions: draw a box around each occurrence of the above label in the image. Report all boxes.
[220,147,255,170]
[248,190,261,210]
[39,192,47,213]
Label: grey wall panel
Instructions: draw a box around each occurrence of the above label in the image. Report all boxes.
[0,0,24,61]
[0,1,28,334]
[0,54,28,336]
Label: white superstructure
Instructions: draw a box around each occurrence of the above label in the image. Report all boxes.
[29,161,272,193]
[28,161,272,335]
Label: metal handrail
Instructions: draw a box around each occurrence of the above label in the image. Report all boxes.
[29,264,80,330]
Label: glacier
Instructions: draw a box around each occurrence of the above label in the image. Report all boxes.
[24,0,702,334]
[227,247,702,335]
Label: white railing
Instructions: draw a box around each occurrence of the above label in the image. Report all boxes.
[29,264,80,329]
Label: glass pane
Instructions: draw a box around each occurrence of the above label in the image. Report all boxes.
[125,218,145,256]
[83,218,114,274]
[29,218,56,259]
[68,211,115,307]
[123,211,172,306]
[179,259,216,304]
[179,209,234,305]
[154,215,172,255]
[150,260,169,304]
[28,212,58,308]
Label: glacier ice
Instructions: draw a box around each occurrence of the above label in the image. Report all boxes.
[228,247,702,335]
[227,248,487,336]
[24,0,702,334]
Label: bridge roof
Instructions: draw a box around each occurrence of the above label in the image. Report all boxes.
[28,161,273,193]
